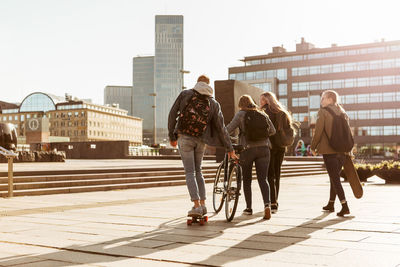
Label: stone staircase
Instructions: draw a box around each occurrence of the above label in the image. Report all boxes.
[0,162,326,197]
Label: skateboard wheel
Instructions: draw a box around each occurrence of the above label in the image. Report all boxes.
[204,216,208,222]
[199,219,205,225]
[187,219,192,226]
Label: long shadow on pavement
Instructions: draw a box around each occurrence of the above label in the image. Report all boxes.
[0,212,256,266]
[195,212,353,266]
[0,212,352,266]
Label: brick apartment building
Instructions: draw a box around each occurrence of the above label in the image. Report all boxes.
[229,38,400,158]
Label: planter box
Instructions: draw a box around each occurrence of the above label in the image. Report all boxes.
[374,169,400,184]
[340,168,373,182]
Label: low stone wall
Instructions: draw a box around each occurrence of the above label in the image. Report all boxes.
[0,151,66,163]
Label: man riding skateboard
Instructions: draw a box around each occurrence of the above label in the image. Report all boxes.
[168,75,237,218]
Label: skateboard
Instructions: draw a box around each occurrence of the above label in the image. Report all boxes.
[342,155,363,199]
[187,214,208,226]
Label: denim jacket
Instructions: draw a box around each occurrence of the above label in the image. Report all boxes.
[226,110,276,149]
[168,88,233,152]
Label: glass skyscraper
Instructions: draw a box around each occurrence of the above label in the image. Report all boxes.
[104,86,134,116]
[132,56,155,145]
[154,15,184,144]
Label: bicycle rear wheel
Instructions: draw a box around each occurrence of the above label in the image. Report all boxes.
[212,161,225,213]
[225,163,241,222]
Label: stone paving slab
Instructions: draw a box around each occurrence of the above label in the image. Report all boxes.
[0,173,399,266]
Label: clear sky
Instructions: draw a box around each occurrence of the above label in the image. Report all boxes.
[1,0,399,105]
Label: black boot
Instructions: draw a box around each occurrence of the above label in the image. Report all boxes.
[322,201,335,212]
[337,202,350,217]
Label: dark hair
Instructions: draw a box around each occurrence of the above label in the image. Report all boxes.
[238,95,258,111]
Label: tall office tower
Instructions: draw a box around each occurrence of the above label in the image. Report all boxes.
[154,15,184,144]
[133,56,155,145]
[104,85,134,115]
[229,38,400,158]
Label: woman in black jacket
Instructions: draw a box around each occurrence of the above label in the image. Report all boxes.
[260,92,297,213]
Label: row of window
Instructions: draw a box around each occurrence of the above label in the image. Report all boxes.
[244,44,400,66]
[341,92,400,104]
[293,108,400,124]
[347,109,400,120]
[1,113,41,122]
[292,75,400,91]
[52,129,140,140]
[249,83,289,96]
[356,126,400,136]
[250,83,272,92]
[292,58,400,76]
[51,121,86,127]
[53,111,85,118]
[1,109,19,114]
[229,68,287,81]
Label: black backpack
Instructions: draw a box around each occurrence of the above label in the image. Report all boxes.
[177,90,210,137]
[244,110,270,142]
[273,111,296,147]
[323,107,354,153]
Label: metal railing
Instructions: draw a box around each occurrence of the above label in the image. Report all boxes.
[0,146,18,197]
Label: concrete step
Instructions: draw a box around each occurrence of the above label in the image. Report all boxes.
[0,162,327,197]
[0,166,325,184]
[0,167,326,191]
[0,169,327,197]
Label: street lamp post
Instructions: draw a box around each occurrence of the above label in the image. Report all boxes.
[149,93,157,145]
[180,70,190,90]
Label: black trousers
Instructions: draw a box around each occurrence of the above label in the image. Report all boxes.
[323,153,346,202]
[268,147,285,204]
[241,146,271,209]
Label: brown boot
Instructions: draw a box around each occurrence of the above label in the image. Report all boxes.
[263,205,271,220]
[337,202,350,217]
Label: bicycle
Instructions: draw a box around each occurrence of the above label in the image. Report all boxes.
[212,144,243,222]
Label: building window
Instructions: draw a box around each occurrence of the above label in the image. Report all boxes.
[278,84,287,96]
[292,97,308,107]
[383,109,396,119]
[279,98,287,108]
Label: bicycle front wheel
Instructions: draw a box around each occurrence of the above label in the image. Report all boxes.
[225,163,241,222]
[212,161,225,213]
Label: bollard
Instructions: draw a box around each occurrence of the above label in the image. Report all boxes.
[8,156,13,197]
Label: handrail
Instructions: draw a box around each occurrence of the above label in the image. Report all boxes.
[0,146,18,158]
[0,146,18,197]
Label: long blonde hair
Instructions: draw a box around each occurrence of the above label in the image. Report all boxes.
[238,95,258,111]
[322,90,345,112]
[261,92,294,125]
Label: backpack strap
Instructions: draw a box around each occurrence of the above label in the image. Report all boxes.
[322,106,337,117]
[276,111,287,131]
[322,107,338,138]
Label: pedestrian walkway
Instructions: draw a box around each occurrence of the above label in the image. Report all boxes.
[0,173,398,266]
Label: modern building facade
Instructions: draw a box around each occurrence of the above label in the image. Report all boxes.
[104,85,134,116]
[154,15,184,144]
[132,56,155,145]
[229,39,400,159]
[1,92,142,146]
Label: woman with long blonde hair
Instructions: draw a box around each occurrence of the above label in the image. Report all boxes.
[226,95,276,219]
[260,91,297,213]
[311,90,351,216]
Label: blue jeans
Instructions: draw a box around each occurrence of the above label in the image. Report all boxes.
[178,135,206,201]
[241,145,271,208]
[323,153,346,202]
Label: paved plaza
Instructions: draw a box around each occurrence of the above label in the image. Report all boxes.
[0,162,399,266]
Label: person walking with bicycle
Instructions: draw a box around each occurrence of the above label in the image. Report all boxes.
[260,92,298,214]
[168,75,237,218]
[311,90,352,216]
[226,95,276,220]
